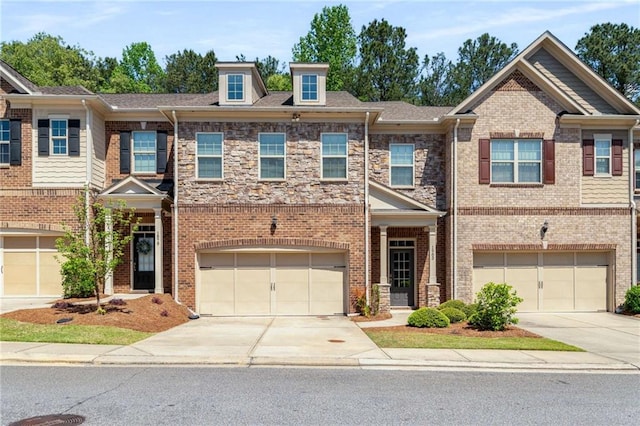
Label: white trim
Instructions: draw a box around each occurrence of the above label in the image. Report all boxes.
[388,238,417,307]
[226,73,246,102]
[196,132,224,180]
[320,132,348,180]
[300,74,319,102]
[258,132,287,181]
[594,133,612,177]
[389,143,415,188]
[50,118,68,156]
[131,130,157,175]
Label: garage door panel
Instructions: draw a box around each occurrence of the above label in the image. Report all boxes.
[235,268,271,315]
[472,267,505,296]
[575,266,607,311]
[39,252,63,296]
[542,267,574,311]
[200,269,235,315]
[310,268,344,315]
[505,267,538,311]
[4,252,37,295]
[275,267,309,315]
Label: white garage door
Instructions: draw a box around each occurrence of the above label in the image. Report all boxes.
[473,252,608,312]
[198,251,346,316]
[1,236,63,296]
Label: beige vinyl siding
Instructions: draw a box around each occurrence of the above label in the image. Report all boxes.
[581,130,629,205]
[33,109,87,187]
[91,111,106,188]
[528,48,617,115]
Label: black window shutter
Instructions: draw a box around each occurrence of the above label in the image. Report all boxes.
[120,131,131,174]
[478,138,491,184]
[582,139,594,176]
[68,119,80,157]
[543,139,555,184]
[156,131,168,173]
[612,139,623,176]
[38,119,49,156]
[9,119,21,165]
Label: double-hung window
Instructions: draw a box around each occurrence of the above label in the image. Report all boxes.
[594,134,611,175]
[132,131,156,173]
[51,119,68,155]
[259,133,285,180]
[197,133,223,179]
[0,120,9,165]
[491,139,541,183]
[321,133,347,179]
[390,144,414,187]
[301,74,318,101]
[227,74,244,100]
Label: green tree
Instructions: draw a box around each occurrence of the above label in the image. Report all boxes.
[56,189,139,311]
[292,4,357,91]
[164,49,218,93]
[576,23,640,105]
[418,52,455,106]
[449,33,518,102]
[95,56,118,92]
[0,32,100,91]
[266,73,292,91]
[111,42,164,93]
[353,18,419,102]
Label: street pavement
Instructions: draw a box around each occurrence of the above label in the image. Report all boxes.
[1,299,638,371]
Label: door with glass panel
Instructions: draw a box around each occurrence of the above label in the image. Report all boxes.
[390,248,414,306]
[133,230,155,291]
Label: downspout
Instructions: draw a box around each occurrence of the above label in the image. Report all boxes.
[452,118,460,301]
[364,111,370,306]
[81,99,92,246]
[171,110,180,304]
[630,119,639,293]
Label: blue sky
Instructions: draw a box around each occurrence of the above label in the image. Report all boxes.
[1,0,638,67]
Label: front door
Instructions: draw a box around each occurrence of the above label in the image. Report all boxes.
[390,248,414,306]
[133,233,155,291]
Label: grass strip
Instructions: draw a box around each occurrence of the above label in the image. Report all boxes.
[364,330,584,351]
[0,318,153,345]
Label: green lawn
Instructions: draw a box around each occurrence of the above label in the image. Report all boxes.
[0,318,153,345]
[364,329,584,351]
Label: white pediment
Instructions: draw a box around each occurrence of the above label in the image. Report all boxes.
[101,176,164,196]
[369,181,443,214]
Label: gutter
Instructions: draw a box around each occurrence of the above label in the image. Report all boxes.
[81,99,92,246]
[171,111,180,306]
[364,111,370,307]
[630,120,639,292]
[453,118,460,301]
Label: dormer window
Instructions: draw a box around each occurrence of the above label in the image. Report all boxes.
[301,75,318,101]
[227,74,244,101]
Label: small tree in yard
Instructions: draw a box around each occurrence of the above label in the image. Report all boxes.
[56,189,139,311]
[469,282,523,331]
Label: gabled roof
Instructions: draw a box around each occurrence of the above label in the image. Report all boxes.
[448,31,640,117]
[0,59,39,94]
[369,180,444,215]
[367,101,452,122]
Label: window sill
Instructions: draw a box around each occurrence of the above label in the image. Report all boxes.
[321,178,348,183]
[196,178,224,183]
[390,185,415,190]
[0,164,10,169]
[259,179,286,182]
[489,183,544,188]
[593,174,613,179]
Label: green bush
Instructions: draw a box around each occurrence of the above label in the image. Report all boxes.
[460,303,478,319]
[439,307,467,323]
[407,307,450,328]
[60,257,95,298]
[437,299,466,311]
[468,282,523,331]
[624,286,640,314]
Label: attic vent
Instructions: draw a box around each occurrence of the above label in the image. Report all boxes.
[493,70,541,92]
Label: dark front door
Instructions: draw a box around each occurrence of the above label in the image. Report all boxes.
[390,248,414,306]
[133,233,155,291]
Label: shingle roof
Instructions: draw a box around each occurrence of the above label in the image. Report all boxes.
[99,92,220,109]
[366,101,453,121]
[254,91,365,108]
[0,59,39,93]
[39,86,94,95]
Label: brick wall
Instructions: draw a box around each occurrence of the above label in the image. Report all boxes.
[0,189,82,231]
[177,204,365,313]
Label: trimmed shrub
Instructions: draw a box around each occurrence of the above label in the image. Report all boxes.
[624,285,640,314]
[460,303,478,319]
[407,307,450,328]
[440,307,467,323]
[60,257,95,298]
[469,282,523,331]
[437,300,466,311]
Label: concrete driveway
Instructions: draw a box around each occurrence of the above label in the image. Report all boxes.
[0,297,53,314]
[517,313,640,365]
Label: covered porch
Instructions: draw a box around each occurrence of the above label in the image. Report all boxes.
[369,181,445,313]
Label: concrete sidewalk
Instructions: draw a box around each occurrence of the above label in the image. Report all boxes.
[1,312,638,372]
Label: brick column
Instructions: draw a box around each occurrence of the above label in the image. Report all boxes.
[425,283,441,307]
[154,208,164,294]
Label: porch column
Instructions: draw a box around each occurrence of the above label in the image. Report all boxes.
[104,209,113,295]
[379,225,388,284]
[428,225,437,284]
[154,208,164,294]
